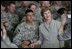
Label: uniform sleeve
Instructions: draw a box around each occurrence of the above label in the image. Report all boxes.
[14,25,21,37]
[13,33,22,47]
[58,31,71,41]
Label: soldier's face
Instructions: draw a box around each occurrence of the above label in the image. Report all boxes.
[30,5,36,14]
[1,5,5,12]
[22,1,29,7]
[55,1,62,5]
[8,4,15,13]
[43,10,52,20]
[42,1,50,7]
[26,12,34,22]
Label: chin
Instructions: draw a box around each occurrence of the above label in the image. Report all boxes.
[30,20,33,22]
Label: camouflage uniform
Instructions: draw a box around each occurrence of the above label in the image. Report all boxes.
[13,22,39,48]
[1,36,18,48]
[15,1,22,10]
[50,4,64,20]
[34,8,43,24]
[58,18,71,48]
[1,12,9,22]
[64,19,71,48]
[15,6,26,22]
[5,13,19,42]
[50,6,59,20]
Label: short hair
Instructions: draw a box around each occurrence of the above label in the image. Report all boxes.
[7,2,15,6]
[25,9,33,15]
[28,3,36,8]
[1,1,6,7]
[41,6,52,17]
[57,8,67,15]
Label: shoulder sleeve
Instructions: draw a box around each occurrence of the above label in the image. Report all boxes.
[14,22,24,36]
[13,33,22,47]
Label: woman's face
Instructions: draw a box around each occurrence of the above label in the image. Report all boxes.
[43,10,52,20]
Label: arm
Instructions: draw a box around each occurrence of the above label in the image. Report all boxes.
[56,21,64,48]
[30,26,44,48]
[1,23,7,39]
[13,33,22,47]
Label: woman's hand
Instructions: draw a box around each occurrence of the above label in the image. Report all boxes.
[30,42,39,48]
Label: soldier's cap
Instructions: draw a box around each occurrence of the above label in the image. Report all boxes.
[25,9,33,15]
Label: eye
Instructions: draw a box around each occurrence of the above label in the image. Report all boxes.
[48,12,49,14]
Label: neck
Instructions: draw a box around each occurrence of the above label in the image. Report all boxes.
[1,10,4,13]
[45,19,52,24]
[23,6,27,9]
[26,21,33,25]
[8,11,13,15]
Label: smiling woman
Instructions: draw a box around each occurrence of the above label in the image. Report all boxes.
[30,7,65,48]
[41,6,52,24]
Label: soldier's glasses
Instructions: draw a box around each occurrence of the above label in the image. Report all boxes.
[26,14,34,17]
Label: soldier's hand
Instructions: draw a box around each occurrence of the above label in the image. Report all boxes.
[2,21,9,26]
[22,40,30,48]
[22,45,29,48]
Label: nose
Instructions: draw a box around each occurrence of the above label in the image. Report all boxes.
[30,16,34,19]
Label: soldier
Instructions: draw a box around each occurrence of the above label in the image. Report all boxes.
[6,2,19,41]
[15,1,29,22]
[27,3,42,24]
[15,1,22,10]
[50,1,65,20]
[29,7,65,48]
[1,2,10,39]
[13,9,39,48]
[57,8,71,48]
[1,2,8,23]
[1,22,18,48]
